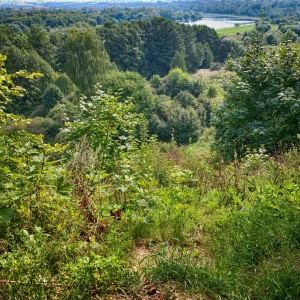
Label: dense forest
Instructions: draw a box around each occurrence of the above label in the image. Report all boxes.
[1,1,300,299]
[0,11,246,144]
[163,0,300,20]
[0,6,202,28]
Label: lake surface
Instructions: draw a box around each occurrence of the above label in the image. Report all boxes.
[188,15,255,29]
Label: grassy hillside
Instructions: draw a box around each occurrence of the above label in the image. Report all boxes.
[1,126,299,299]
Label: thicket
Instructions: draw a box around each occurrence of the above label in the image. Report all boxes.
[213,42,300,161]
[1,33,300,298]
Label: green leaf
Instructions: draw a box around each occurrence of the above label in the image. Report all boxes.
[0,207,18,223]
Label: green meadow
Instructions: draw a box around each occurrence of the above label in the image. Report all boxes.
[217,23,255,35]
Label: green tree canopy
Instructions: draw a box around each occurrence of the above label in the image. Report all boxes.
[2,46,55,116]
[149,98,202,144]
[65,28,111,96]
[213,43,300,161]
[174,90,196,108]
[202,43,214,68]
[219,37,244,62]
[140,17,185,77]
[54,73,76,96]
[163,68,189,98]
[28,25,57,67]
[0,54,40,109]
[98,21,145,73]
[170,50,187,72]
[42,84,63,111]
[155,68,205,99]
[100,70,155,118]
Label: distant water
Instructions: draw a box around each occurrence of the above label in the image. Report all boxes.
[188,16,255,29]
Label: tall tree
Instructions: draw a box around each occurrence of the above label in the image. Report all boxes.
[65,28,111,96]
[219,37,244,62]
[98,22,145,73]
[193,25,220,61]
[170,51,187,72]
[2,46,55,116]
[182,26,204,73]
[28,25,57,67]
[202,43,214,68]
[140,17,185,78]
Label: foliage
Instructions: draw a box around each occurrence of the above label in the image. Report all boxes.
[0,53,41,119]
[98,21,145,73]
[265,29,282,45]
[100,70,155,118]
[207,86,217,98]
[54,73,76,96]
[163,68,189,98]
[170,50,187,72]
[149,74,162,89]
[149,98,202,144]
[65,88,142,171]
[0,6,201,30]
[202,43,214,69]
[219,37,244,62]
[2,7,300,300]
[148,69,208,144]
[140,17,185,78]
[209,62,222,71]
[42,84,63,112]
[28,25,57,67]
[157,68,206,99]
[2,46,55,116]
[174,90,196,108]
[0,54,27,104]
[98,18,231,78]
[65,28,112,96]
[24,117,62,143]
[213,42,300,161]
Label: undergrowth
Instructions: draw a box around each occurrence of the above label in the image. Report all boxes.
[1,128,300,298]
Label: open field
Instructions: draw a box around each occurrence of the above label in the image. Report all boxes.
[216,23,255,35]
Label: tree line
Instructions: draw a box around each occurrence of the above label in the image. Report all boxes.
[98,17,235,78]
[172,0,300,21]
[0,14,244,146]
[0,6,201,29]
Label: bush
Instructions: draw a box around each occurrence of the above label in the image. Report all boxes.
[209,62,222,71]
[42,84,63,111]
[207,86,217,98]
[213,43,300,161]
[54,73,76,96]
[149,100,202,144]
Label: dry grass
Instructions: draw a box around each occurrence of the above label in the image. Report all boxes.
[193,67,235,103]
[195,68,233,81]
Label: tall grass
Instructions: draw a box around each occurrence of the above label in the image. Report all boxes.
[1,137,300,298]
